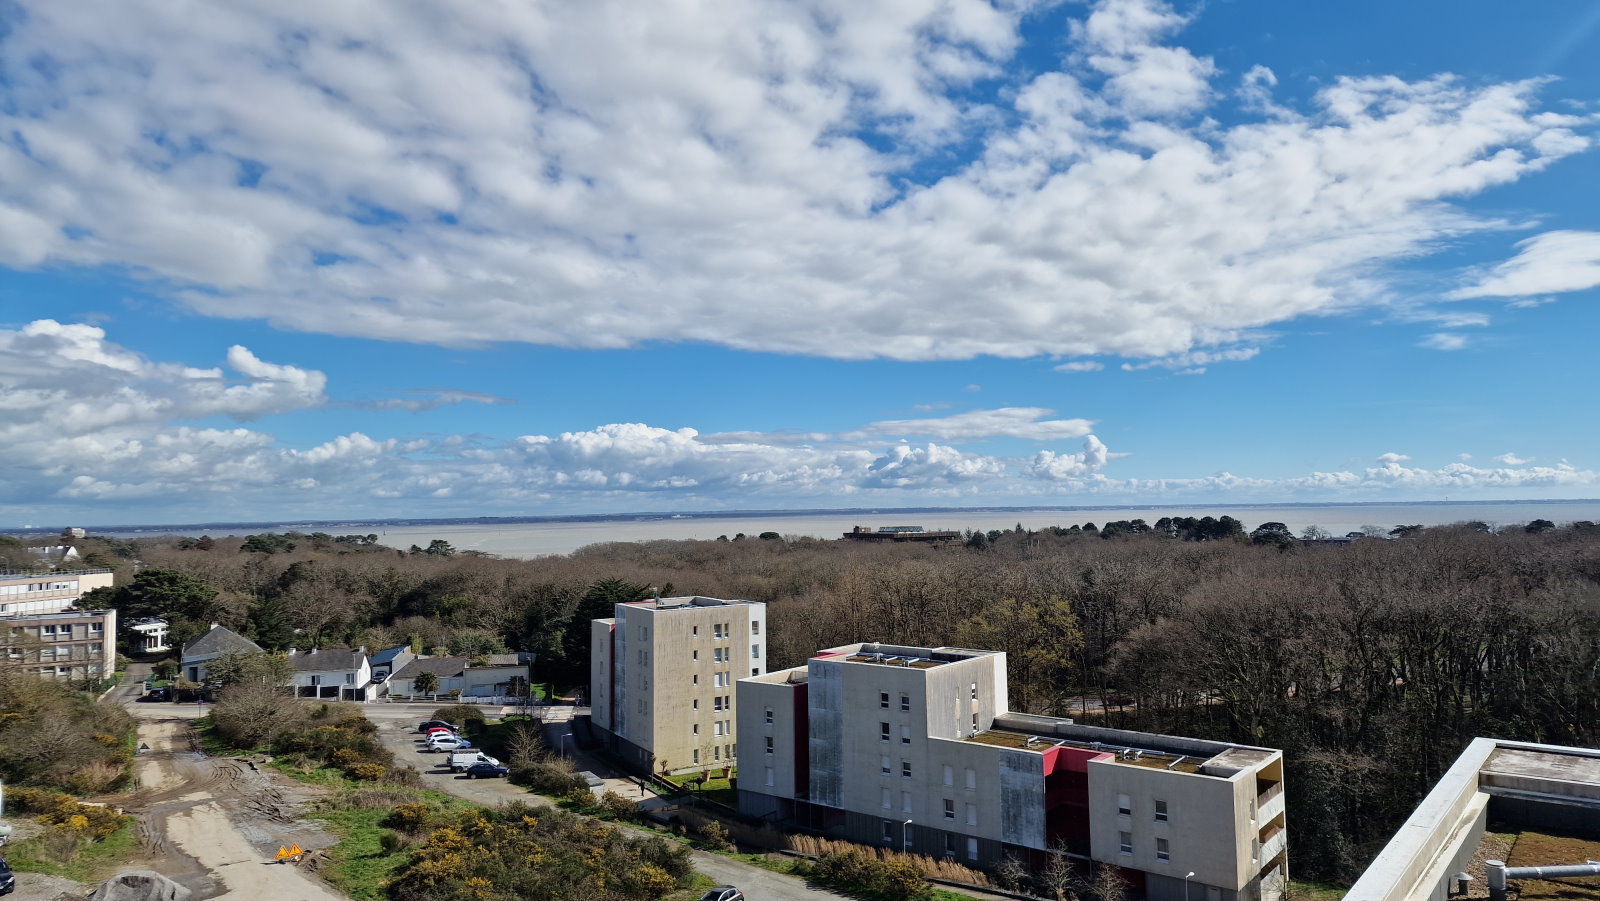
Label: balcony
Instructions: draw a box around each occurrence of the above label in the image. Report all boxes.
[1256,780,1285,824]
[1256,822,1287,866]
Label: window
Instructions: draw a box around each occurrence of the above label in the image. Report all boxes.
[965,803,977,826]
[714,648,726,663]
[89,623,102,634]
[752,667,759,676]
[693,699,699,709]
[1155,799,1168,823]
[1119,832,1133,855]
[965,768,976,791]
[1156,838,1170,862]
[752,644,760,658]
[1117,794,1132,817]
[714,746,721,760]
[765,767,775,786]
[752,620,760,635]
[693,674,699,685]
[881,722,891,742]
[882,820,895,842]
[966,837,978,861]
[900,694,910,711]
[310,675,322,686]
[902,760,912,778]
[693,724,700,735]
[638,649,646,664]
[882,789,892,809]
[714,721,724,736]
[713,624,723,639]
[345,673,355,684]
[713,697,724,711]
[902,791,912,813]
[882,756,892,775]
[943,765,954,786]
[764,707,773,725]
[693,625,699,637]
[693,749,700,764]
[42,625,56,635]
[945,835,957,857]
[765,737,774,755]
[971,712,979,733]
[880,691,890,709]
[970,682,977,700]
[944,799,955,819]
[693,650,699,660]
[901,725,911,745]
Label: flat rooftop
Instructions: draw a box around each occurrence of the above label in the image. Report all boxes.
[965,728,1206,773]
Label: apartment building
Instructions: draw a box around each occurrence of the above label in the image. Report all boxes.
[1344,738,1600,901]
[1,607,118,681]
[739,643,1287,901]
[591,596,766,774]
[0,569,115,617]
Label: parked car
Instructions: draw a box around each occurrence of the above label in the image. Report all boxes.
[371,672,388,683]
[448,750,501,772]
[417,720,459,733]
[698,886,743,901]
[426,736,472,752]
[0,856,15,896]
[424,727,456,738]
[464,762,510,779]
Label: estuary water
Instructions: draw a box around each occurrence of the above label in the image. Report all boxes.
[90,499,1600,559]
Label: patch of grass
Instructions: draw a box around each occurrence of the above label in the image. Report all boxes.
[667,770,738,806]
[1290,879,1348,901]
[191,716,253,758]
[1504,830,1600,901]
[4,819,140,882]
[931,889,989,901]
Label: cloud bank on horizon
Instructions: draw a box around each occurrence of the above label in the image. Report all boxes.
[0,0,1597,522]
[0,319,1592,521]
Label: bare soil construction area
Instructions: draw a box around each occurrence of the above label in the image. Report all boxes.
[112,701,347,901]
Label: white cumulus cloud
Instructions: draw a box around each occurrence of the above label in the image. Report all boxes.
[0,0,1588,364]
[1455,230,1600,298]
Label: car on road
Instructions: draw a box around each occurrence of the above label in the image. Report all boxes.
[417,720,459,733]
[698,886,744,901]
[464,762,510,779]
[0,856,14,896]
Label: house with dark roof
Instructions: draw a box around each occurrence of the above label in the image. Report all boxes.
[288,646,374,701]
[390,656,530,699]
[180,624,264,683]
[369,644,415,682]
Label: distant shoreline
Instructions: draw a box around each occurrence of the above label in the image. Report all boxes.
[10,497,1600,537]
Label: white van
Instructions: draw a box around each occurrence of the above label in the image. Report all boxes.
[448,751,501,772]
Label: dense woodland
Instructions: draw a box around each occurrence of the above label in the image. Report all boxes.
[41,518,1600,883]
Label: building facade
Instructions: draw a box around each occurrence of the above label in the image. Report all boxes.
[738,643,1287,901]
[288,647,375,701]
[1,608,118,681]
[0,569,114,617]
[591,596,766,774]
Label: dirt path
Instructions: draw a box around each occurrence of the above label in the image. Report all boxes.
[120,700,346,900]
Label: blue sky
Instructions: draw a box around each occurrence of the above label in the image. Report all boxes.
[2,0,1598,525]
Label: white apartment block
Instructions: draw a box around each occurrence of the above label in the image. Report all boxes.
[739,643,1287,901]
[0,569,115,617]
[591,596,766,774]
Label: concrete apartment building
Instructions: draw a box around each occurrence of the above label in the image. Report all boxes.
[1,607,118,681]
[0,569,115,617]
[739,643,1287,901]
[591,596,766,774]
[1344,738,1600,901]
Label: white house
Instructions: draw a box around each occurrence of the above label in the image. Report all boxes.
[390,657,527,699]
[288,647,374,701]
[127,617,171,654]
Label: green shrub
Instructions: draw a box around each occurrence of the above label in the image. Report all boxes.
[382,802,433,834]
[4,787,129,840]
[811,850,933,901]
[348,762,386,781]
[600,790,637,821]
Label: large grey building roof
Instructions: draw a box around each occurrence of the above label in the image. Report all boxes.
[291,648,366,672]
[182,625,263,659]
[392,656,468,681]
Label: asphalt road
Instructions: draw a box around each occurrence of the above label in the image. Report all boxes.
[363,702,849,901]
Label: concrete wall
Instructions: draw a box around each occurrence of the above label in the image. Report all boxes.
[737,669,805,801]
[1087,756,1259,893]
[590,619,615,733]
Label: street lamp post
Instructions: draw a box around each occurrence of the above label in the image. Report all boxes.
[1184,871,1196,901]
[902,819,913,855]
